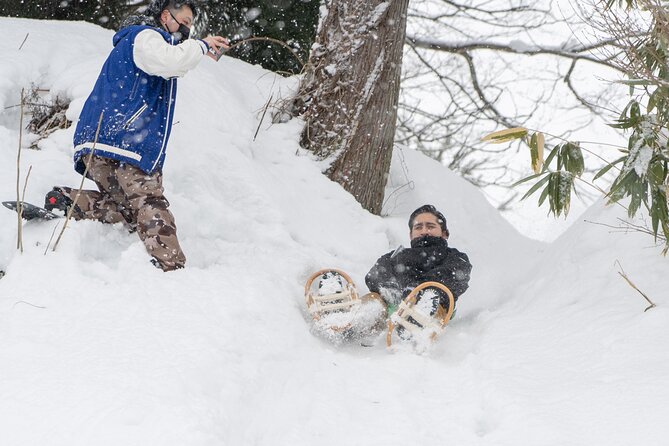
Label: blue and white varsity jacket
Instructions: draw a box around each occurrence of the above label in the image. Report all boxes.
[73,25,208,175]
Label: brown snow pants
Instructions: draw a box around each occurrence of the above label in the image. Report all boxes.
[57,155,186,271]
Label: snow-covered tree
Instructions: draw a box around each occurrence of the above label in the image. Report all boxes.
[292,0,410,215]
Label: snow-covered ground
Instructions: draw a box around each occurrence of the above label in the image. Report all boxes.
[1,18,668,446]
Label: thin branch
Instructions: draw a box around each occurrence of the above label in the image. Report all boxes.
[564,59,602,115]
[460,51,516,127]
[18,33,29,50]
[254,93,273,142]
[52,111,104,252]
[226,37,305,69]
[16,89,25,252]
[13,301,46,309]
[584,217,667,242]
[407,36,626,71]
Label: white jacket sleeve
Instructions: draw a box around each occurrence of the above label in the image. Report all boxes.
[133,29,209,79]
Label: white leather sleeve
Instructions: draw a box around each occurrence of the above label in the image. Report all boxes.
[133,29,208,79]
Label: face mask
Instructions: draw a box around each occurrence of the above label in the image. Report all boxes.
[167,10,191,42]
[410,235,445,249]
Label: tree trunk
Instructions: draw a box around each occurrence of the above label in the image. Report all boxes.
[296,0,409,215]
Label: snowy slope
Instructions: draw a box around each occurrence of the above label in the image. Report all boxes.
[1,18,668,446]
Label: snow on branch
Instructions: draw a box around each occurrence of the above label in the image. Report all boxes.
[406,36,626,70]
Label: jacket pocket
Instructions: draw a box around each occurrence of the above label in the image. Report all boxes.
[128,74,141,100]
[123,103,148,130]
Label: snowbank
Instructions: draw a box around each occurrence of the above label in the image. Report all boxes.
[1,18,668,446]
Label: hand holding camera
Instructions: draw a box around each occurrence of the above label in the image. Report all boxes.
[203,35,230,61]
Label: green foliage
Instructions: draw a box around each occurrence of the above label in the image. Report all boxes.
[516,142,584,218]
[603,102,669,244]
[202,0,319,74]
[485,0,669,253]
[498,130,585,218]
[497,98,669,248]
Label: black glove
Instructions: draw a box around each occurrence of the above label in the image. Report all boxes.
[391,248,426,273]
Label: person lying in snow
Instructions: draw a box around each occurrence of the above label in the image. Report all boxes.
[365,204,472,316]
[43,0,228,271]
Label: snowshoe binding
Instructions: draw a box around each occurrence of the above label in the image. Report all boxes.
[44,187,74,214]
[304,268,386,344]
[386,281,455,349]
[305,269,360,330]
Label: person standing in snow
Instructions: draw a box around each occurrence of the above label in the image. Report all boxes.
[45,0,228,271]
[365,204,472,315]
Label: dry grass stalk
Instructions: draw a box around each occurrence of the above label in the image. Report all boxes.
[16,89,25,252]
[615,260,656,312]
[253,93,274,142]
[44,221,61,255]
[52,111,104,252]
[22,165,32,203]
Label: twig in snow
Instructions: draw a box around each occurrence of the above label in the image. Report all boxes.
[18,33,29,50]
[253,93,274,142]
[615,260,656,312]
[13,301,46,309]
[45,221,61,255]
[52,111,104,252]
[21,165,32,203]
[16,89,25,252]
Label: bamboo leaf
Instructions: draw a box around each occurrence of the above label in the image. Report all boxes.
[648,161,665,186]
[529,132,545,174]
[565,142,585,177]
[481,127,529,144]
[542,145,559,173]
[521,174,551,201]
[616,79,654,86]
[593,157,625,181]
[538,181,551,207]
[511,172,546,188]
[630,101,641,120]
[551,172,572,217]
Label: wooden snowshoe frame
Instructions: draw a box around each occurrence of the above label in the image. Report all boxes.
[386,281,455,347]
[304,268,360,321]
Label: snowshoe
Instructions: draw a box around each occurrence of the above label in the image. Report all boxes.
[304,268,361,331]
[304,269,387,343]
[386,281,455,348]
[3,201,59,221]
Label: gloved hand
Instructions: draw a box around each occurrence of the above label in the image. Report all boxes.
[391,248,426,274]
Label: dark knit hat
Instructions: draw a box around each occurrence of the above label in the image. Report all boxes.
[408,204,449,237]
[146,0,200,20]
[122,0,199,28]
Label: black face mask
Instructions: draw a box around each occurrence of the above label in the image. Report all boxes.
[167,10,191,42]
[410,235,446,249]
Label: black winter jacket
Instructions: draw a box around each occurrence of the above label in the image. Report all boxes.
[365,236,472,307]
